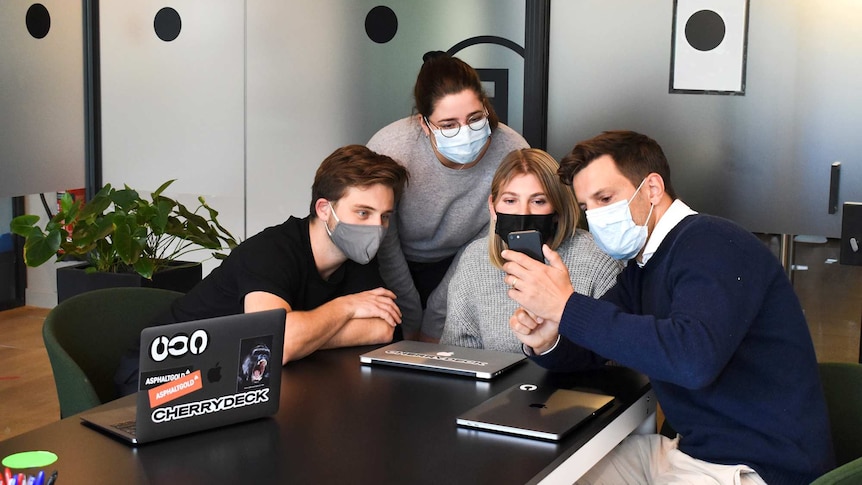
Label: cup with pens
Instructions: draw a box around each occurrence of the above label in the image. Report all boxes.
[2,451,59,485]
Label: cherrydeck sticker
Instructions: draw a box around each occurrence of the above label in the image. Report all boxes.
[148,369,203,408]
[150,388,270,423]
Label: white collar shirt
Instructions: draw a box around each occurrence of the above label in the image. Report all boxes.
[638,199,698,268]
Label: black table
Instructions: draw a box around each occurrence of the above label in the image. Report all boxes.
[0,346,654,484]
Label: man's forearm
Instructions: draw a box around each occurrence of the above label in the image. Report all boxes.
[281,297,355,363]
[321,318,394,349]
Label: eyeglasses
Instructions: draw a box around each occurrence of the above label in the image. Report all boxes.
[424,110,489,138]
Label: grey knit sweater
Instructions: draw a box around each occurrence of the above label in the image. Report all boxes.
[440,230,622,353]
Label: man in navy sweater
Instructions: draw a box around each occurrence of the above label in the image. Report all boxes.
[502,131,834,484]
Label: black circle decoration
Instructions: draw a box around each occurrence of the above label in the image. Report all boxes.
[365,6,397,44]
[154,7,182,42]
[685,10,725,52]
[26,3,51,39]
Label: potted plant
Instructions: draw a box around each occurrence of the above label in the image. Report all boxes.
[10,180,238,302]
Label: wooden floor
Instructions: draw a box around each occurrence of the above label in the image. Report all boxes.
[0,237,860,442]
[0,306,58,441]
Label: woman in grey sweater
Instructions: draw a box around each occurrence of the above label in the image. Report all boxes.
[368,51,528,340]
[440,149,621,353]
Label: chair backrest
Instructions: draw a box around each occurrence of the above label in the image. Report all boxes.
[819,362,862,467]
[43,287,182,418]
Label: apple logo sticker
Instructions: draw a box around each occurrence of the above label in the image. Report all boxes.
[207,362,222,383]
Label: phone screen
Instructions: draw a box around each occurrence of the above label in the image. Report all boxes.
[507,230,544,262]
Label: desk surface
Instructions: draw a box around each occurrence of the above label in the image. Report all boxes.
[0,346,651,485]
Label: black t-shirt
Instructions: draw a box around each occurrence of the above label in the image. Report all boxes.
[162,215,384,324]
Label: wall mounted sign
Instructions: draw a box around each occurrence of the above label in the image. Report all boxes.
[669,0,749,95]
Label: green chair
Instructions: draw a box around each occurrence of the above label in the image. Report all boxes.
[810,362,862,485]
[43,287,182,418]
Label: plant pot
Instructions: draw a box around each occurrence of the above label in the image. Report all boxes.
[56,261,202,303]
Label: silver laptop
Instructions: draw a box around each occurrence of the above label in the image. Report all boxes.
[81,308,286,445]
[359,340,526,379]
[456,383,615,441]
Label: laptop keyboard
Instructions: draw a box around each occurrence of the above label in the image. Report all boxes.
[112,420,137,436]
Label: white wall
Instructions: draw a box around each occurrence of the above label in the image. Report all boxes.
[21,0,528,307]
[245,0,525,234]
[0,1,85,198]
[99,0,246,276]
[547,0,862,237]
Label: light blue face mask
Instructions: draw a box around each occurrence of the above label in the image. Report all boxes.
[585,179,654,260]
[430,121,491,165]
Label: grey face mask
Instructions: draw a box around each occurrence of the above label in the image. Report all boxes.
[325,202,386,265]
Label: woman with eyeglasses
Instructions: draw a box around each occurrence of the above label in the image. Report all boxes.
[439,148,622,353]
[368,51,529,341]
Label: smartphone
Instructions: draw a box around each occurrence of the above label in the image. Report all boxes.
[507,230,544,262]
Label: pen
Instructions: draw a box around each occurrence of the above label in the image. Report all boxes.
[4,467,12,485]
[44,471,57,485]
[33,471,44,485]
[16,475,24,485]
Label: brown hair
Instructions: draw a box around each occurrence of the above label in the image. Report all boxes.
[558,130,677,199]
[488,149,579,269]
[413,51,499,131]
[309,145,408,215]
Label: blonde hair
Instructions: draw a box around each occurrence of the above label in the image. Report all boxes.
[488,149,579,269]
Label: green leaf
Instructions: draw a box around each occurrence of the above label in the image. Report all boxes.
[111,187,140,211]
[133,258,155,279]
[9,214,40,237]
[152,179,176,198]
[199,197,239,249]
[150,197,174,234]
[112,217,136,264]
[70,214,114,250]
[58,192,82,222]
[78,192,113,221]
[22,228,62,267]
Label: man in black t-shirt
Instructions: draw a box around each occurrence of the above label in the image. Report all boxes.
[116,145,409,395]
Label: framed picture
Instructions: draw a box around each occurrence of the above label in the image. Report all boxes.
[669,0,750,95]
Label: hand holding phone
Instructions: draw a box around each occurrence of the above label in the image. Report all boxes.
[506,230,544,262]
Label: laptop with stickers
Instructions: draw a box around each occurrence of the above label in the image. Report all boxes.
[359,340,526,379]
[456,383,615,441]
[81,308,286,445]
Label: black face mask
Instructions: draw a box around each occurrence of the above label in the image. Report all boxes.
[494,213,557,244]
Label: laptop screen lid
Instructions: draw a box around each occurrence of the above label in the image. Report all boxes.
[456,383,615,441]
[359,340,526,379]
[81,308,285,444]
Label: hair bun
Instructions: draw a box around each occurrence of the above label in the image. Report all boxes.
[422,50,448,63]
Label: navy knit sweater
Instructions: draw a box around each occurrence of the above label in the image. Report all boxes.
[533,215,835,484]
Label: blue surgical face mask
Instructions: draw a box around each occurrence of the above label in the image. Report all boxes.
[430,121,491,165]
[585,179,654,261]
